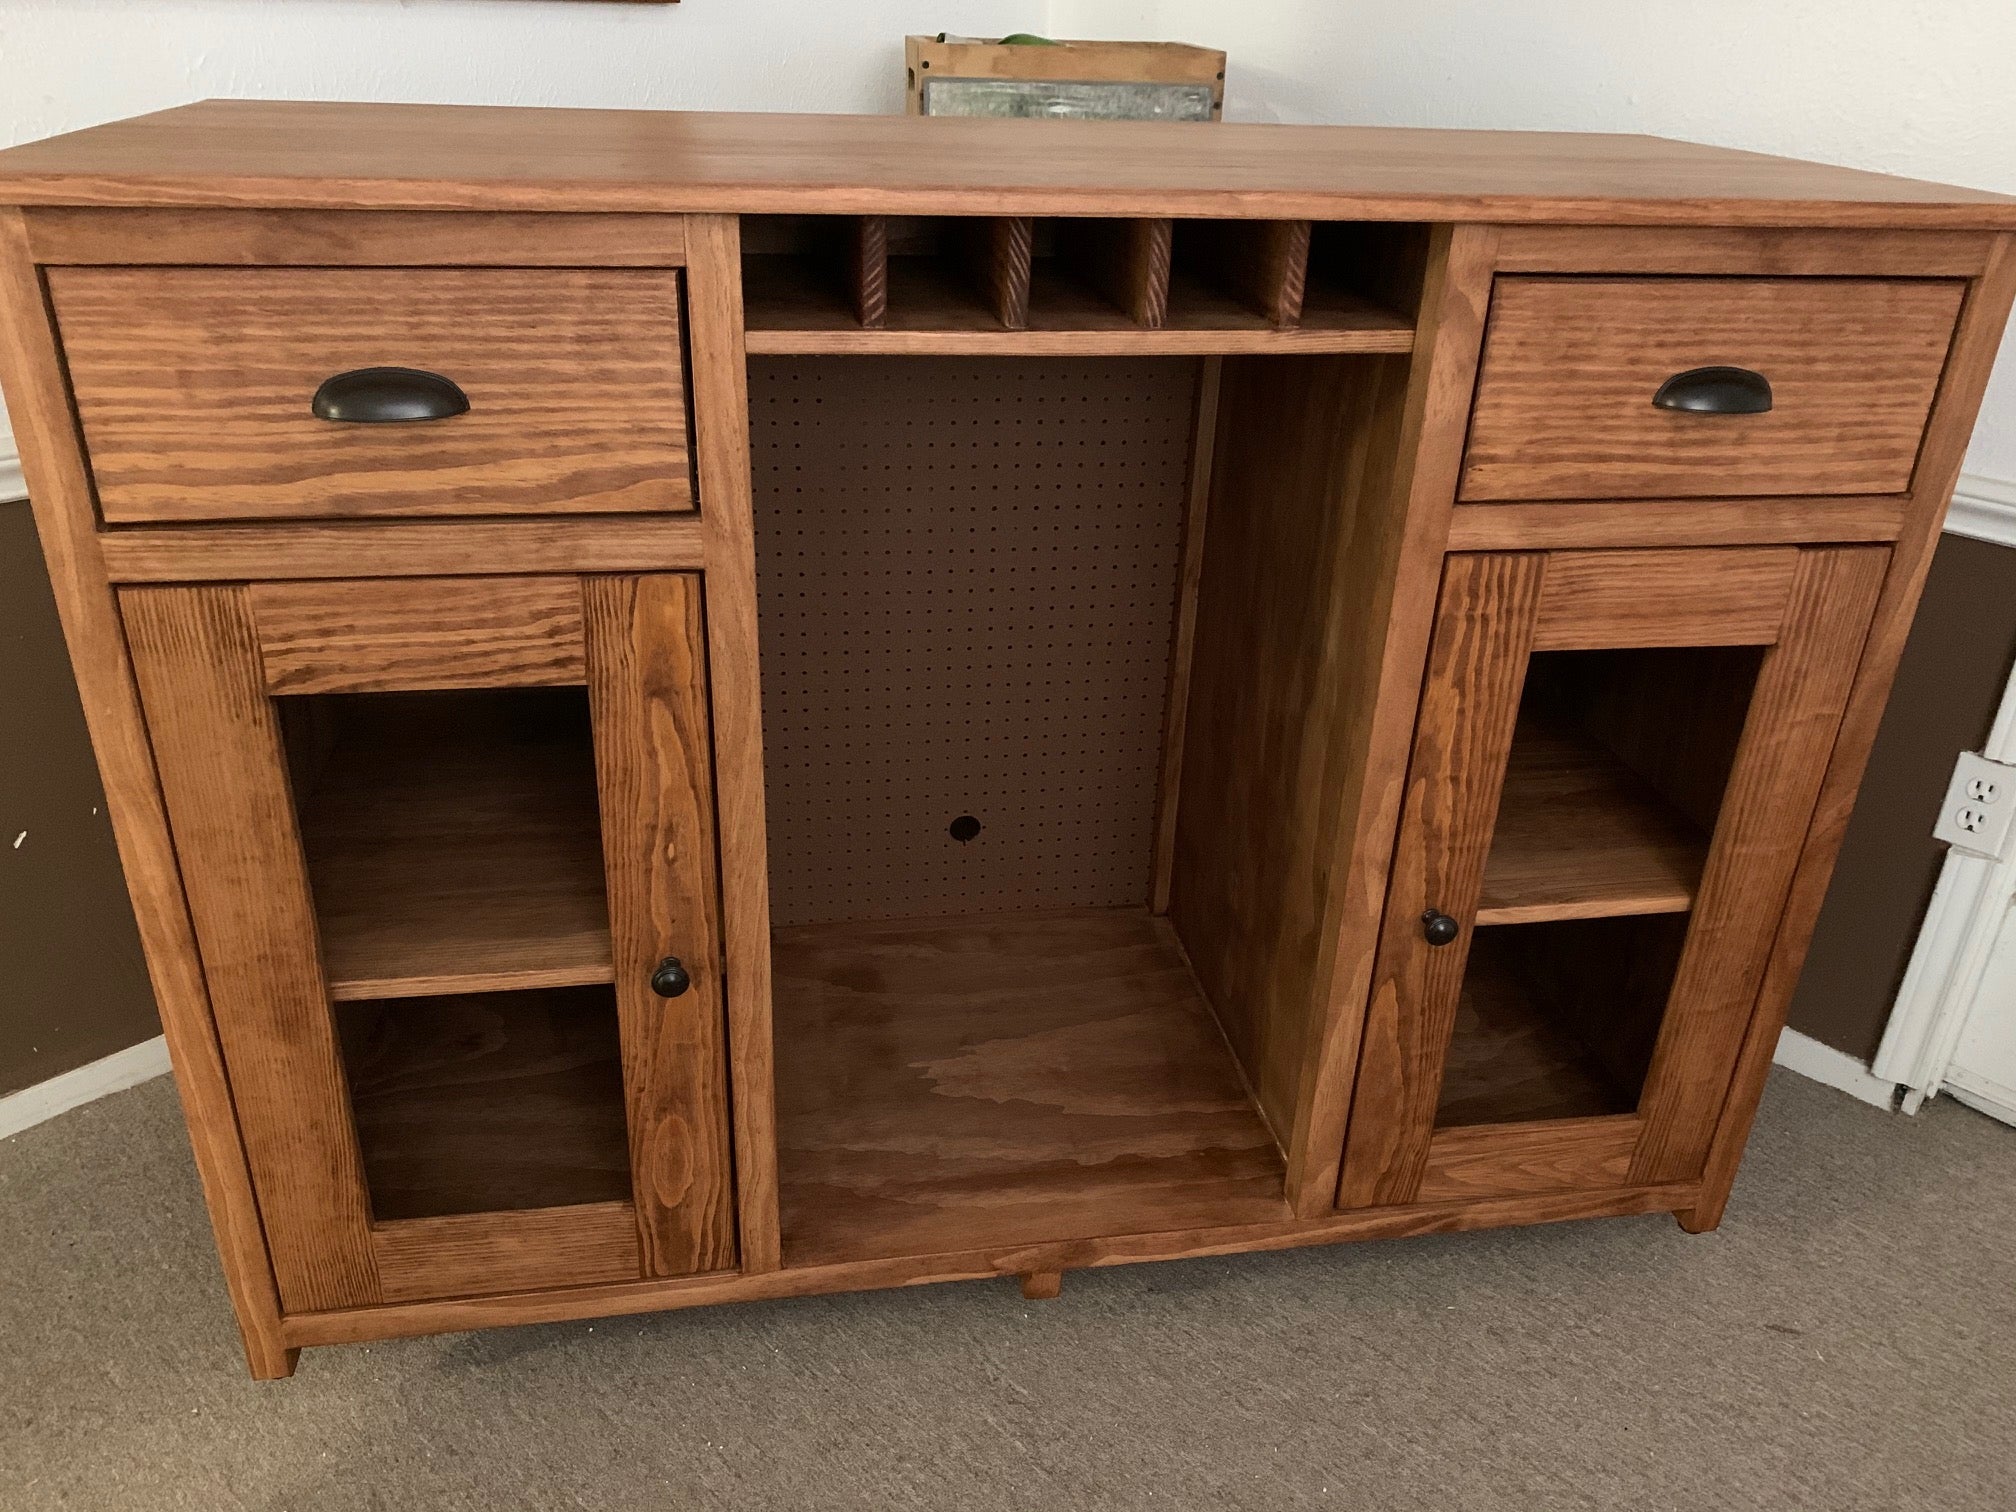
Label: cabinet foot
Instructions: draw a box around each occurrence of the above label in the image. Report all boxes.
[1674,1203,1724,1235]
[1019,1269,1063,1301]
[247,1343,301,1381]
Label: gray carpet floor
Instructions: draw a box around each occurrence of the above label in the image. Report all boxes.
[3,1068,2012,1511]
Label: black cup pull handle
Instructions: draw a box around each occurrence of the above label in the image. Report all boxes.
[1421,910,1461,947]
[1651,365,1773,416]
[650,956,693,999]
[311,366,470,423]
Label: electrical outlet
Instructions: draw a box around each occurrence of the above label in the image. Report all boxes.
[1933,750,2016,859]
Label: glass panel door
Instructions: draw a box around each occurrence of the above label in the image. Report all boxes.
[120,573,735,1309]
[1338,546,1887,1210]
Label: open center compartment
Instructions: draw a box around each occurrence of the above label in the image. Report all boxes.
[750,268,1432,1264]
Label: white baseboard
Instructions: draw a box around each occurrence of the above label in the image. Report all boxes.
[1944,1064,2016,1124]
[0,1036,171,1141]
[1944,472,2016,548]
[1772,1026,1904,1111]
[0,449,23,504]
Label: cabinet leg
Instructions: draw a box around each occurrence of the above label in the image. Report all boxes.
[1674,1202,1725,1236]
[1019,1269,1063,1301]
[244,1338,301,1381]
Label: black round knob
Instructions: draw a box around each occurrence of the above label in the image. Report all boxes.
[649,956,692,998]
[1421,910,1461,947]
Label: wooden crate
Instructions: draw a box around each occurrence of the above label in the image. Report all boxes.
[904,36,1226,119]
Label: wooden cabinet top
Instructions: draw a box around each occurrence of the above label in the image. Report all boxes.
[1,100,2012,227]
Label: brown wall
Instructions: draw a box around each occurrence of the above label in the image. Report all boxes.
[0,497,155,1097]
[1789,532,2016,1061]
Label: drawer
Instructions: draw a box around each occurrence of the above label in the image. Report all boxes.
[1459,277,1964,502]
[48,266,693,523]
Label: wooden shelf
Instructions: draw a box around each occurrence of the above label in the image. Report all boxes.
[296,693,614,1000]
[337,986,633,1221]
[773,908,1290,1268]
[743,251,1414,355]
[1477,714,1707,926]
[1436,933,1637,1128]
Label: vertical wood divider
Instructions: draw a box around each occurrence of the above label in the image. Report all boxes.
[586,574,740,1276]
[0,208,300,1378]
[120,585,384,1313]
[683,214,783,1272]
[1152,356,1221,911]
[1060,218,1174,328]
[1335,552,1547,1208]
[849,216,888,329]
[1179,220,1312,328]
[964,216,1034,330]
[1628,545,1888,1185]
[1291,223,1500,1215]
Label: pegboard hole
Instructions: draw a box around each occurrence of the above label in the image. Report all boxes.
[949,815,983,844]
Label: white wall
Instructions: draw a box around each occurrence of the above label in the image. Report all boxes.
[2,0,2013,482]
[1057,0,2016,482]
[0,0,1045,474]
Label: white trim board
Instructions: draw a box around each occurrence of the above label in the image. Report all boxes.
[0,448,23,504]
[1772,1026,1905,1111]
[1945,1064,2016,1124]
[1944,471,2016,548]
[0,1036,170,1141]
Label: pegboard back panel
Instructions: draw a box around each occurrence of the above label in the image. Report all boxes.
[749,356,1200,927]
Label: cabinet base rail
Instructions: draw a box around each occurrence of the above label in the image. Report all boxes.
[281,1180,1698,1352]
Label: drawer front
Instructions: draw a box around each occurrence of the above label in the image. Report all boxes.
[1460,277,1964,502]
[50,266,693,523]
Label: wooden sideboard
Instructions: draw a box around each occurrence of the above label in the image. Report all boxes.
[2,103,2012,1380]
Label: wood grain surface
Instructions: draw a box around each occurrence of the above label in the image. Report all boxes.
[773,909,1290,1268]
[249,576,586,695]
[282,1181,1696,1349]
[685,215,783,1272]
[336,987,633,1220]
[745,247,1411,354]
[1336,552,1546,1208]
[1416,1116,1639,1203]
[293,689,614,1002]
[1431,930,1639,1128]
[1054,217,1173,328]
[120,583,381,1312]
[1462,277,1964,501]
[1169,353,1416,1169]
[1281,225,1502,1213]
[1477,714,1706,926]
[1445,497,1907,552]
[1529,547,1797,649]
[371,1202,643,1305]
[25,206,687,266]
[1172,218,1310,327]
[585,574,738,1278]
[3,102,2013,227]
[1492,225,1995,277]
[1680,234,2016,1233]
[1151,356,1221,914]
[51,265,692,521]
[100,519,705,583]
[850,215,889,326]
[1629,547,1889,1182]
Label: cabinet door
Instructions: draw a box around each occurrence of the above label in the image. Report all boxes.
[121,573,734,1311]
[1337,546,1886,1209]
